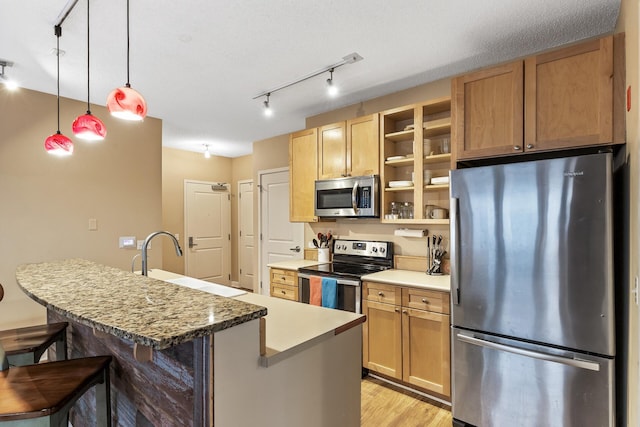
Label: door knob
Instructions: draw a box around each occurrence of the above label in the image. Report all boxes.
[289,246,301,253]
[189,237,198,248]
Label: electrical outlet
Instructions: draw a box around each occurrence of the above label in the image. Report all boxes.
[137,240,150,250]
[634,276,639,306]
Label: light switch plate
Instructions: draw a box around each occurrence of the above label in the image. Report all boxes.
[119,236,136,249]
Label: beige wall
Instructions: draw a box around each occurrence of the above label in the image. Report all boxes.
[616,0,639,424]
[0,88,162,330]
[161,147,233,275]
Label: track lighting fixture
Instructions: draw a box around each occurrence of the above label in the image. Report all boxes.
[72,0,107,141]
[44,26,74,157]
[204,144,211,158]
[0,60,18,91]
[326,68,338,97]
[253,52,362,113]
[106,0,147,121]
[263,93,273,117]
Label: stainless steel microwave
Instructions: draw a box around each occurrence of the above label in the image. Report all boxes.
[314,175,380,218]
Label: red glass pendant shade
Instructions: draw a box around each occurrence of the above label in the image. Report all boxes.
[106,85,147,121]
[44,131,74,156]
[72,112,107,141]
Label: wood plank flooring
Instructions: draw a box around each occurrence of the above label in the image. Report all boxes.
[361,376,452,427]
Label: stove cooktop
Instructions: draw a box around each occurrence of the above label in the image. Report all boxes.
[299,262,391,279]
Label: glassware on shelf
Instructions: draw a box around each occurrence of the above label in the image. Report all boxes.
[389,202,400,219]
[400,202,414,219]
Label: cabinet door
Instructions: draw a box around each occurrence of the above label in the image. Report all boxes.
[318,122,347,179]
[525,36,613,151]
[347,114,379,177]
[452,61,524,160]
[362,299,402,379]
[402,308,451,397]
[289,128,318,222]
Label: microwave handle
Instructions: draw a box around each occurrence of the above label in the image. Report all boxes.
[352,182,359,213]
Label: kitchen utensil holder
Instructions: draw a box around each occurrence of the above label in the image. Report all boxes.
[318,248,330,263]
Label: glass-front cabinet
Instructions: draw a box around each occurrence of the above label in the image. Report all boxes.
[380,97,451,224]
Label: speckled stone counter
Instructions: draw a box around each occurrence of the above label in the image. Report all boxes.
[16,259,266,350]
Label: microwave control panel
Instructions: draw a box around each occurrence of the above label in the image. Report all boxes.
[359,186,371,208]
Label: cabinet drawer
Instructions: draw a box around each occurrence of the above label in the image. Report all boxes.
[270,268,297,286]
[363,282,401,305]
[270,283,298,301]
[402,287,450,314]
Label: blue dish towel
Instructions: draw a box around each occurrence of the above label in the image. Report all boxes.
[321,277,338,309]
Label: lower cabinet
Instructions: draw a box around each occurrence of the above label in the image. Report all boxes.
[362,281,451,398]
[270,268,299,301]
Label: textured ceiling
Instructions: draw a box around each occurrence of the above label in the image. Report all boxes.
[0,0,621,157]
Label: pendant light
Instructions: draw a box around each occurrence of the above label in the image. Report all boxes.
[72,0,106,141]
[44,25,73,156]
[106,0,147,121]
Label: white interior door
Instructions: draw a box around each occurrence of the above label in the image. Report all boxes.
[259,168,304,296]
[238,180,254,290]
[184,181,231,285]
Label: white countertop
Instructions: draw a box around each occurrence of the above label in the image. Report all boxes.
[267,259,325,270]
[361,269,451,292]
[235,292,363,366]
[146,269,364,366]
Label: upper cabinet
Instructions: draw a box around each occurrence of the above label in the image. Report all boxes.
[289,128,318,222]
[453,35,624,161]
[318,114,379,179]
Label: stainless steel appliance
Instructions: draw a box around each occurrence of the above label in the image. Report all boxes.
[450,152,616,427]
[314,175,380,218]
[298,239,394,313]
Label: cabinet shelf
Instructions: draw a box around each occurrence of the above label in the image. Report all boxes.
[385,157,415,167]
[423,123,451,138]
[384,129,414,142]
[424,153,451,165]
[381,218,449,225]
[424,184,449,191]
[385,186,415,192]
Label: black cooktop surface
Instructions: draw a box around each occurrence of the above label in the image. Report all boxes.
[299,261,390,279]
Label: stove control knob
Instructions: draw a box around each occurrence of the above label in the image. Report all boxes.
[372,247,378,253]
[380,247,386,253]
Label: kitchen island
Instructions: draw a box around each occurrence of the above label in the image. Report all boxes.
[15,259,364,426]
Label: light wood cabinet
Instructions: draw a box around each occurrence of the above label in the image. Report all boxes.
[289,128,318,222]
[380,98,451,224]
[269,267,299,301]
[318,114,379,179]
[453,35,622,161]
[362,282,451,398]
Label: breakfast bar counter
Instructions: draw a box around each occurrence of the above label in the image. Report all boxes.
[16,259,364,426]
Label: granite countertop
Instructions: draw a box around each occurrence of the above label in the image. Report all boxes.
[361,269,451,292]
[267,259,324,270]
[15,259,267,350]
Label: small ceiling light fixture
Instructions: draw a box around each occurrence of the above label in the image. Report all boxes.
[263,93,273,117]
[0,60,18,91]
[253,52,362,113]
[204,144,211,158]
[44,25,73,157]
[326,68,338,97]
[72,0,106,141]
[106,0,147,121]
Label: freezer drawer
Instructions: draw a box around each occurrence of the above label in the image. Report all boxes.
[452,328,615,427]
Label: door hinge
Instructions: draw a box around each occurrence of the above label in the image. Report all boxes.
[228,194,230,201]
[228,234,231,240]
[260,233,263,241]
[239,230,242,237]
[260,281,263,289]
[240,268,242,274]
[228,274,231,280]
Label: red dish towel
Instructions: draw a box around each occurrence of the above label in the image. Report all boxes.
[309,275,322,306]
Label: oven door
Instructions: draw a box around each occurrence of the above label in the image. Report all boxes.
[298,273,361,313]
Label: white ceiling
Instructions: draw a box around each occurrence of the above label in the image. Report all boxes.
[1,0,620,158]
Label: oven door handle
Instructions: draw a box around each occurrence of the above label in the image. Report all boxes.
[298,273,360,286]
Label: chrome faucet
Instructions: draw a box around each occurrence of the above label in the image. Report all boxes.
[141,231,183,276]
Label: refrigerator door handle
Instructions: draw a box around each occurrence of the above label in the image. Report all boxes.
[450,196,460,305]
[456,333,601,372]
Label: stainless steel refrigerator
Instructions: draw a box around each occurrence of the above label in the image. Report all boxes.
[450,152,615,427]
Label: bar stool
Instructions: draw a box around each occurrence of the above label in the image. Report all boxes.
[0,283,68,366]
[0,340,112,426]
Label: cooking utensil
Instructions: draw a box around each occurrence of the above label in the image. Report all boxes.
[313,238,319,248]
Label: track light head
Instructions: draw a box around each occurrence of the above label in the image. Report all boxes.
[326,68,338,97]
[0,60,18,90]
[204,144,211,158]
[263,93,273,117]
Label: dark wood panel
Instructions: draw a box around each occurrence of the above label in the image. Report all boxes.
[48,310,209,426]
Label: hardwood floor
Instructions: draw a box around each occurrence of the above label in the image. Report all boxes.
[361,376,452,427]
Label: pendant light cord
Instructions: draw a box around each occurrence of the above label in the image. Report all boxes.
[86,0,91,113]
[126,0,130,87]
[55,25,62,133]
